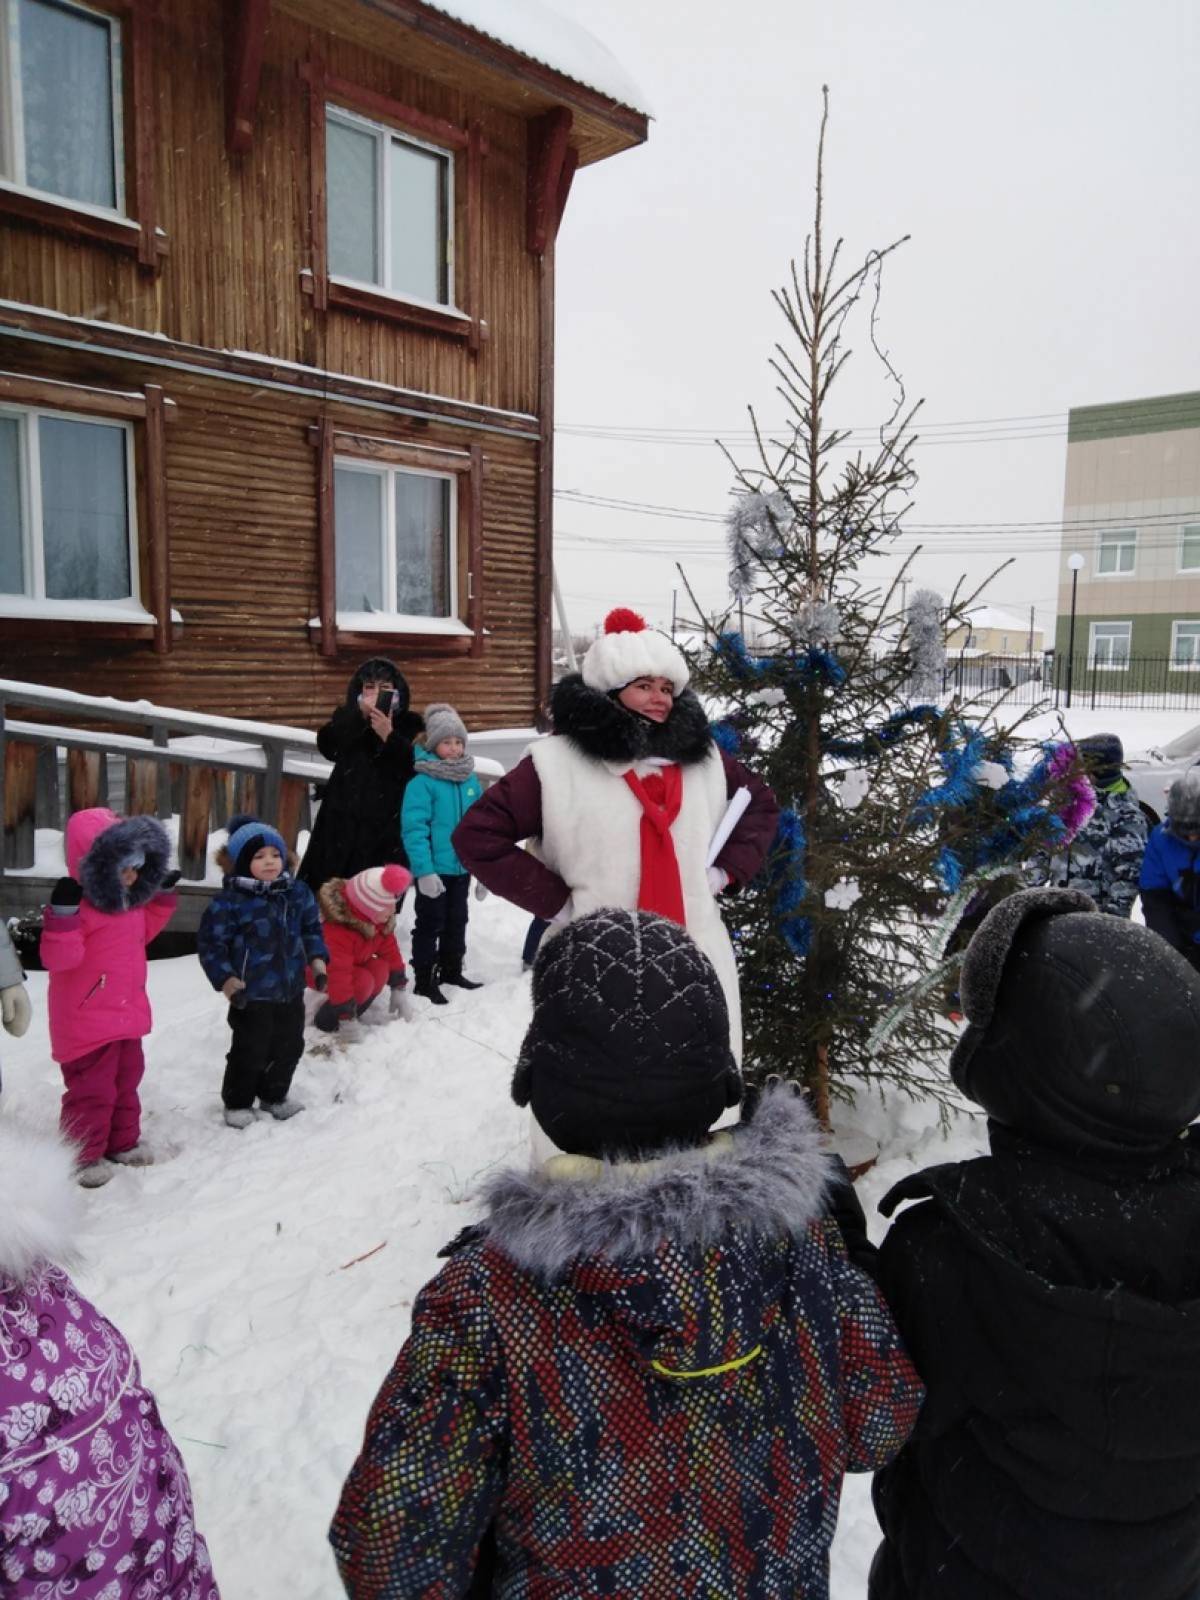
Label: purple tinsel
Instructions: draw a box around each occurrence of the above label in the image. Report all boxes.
[1046,742,1096,843]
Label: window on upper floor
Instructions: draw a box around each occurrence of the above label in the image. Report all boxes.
[0,0,125,215]
[1096,526,1136,576]
[0,405,136,604]
[1180,525,1200,572]
[326,105,452,309]
[334,457,455,623]
[1172,621,1200,670]
[1088,621,1131,670]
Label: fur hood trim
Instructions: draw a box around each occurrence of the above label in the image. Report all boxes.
[479,1085,830,1278]
[549,674,714,767]
[215,844,300,878]
[75,813,171,912]
[0,1120,82,1282]
[318,877,394,936]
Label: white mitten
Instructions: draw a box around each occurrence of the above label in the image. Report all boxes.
[706,866,731,896]
[549,897,573,928]
[417,874,446,898]
[0,985,30,1038]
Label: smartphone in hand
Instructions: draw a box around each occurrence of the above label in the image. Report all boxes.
[376,689,395,716]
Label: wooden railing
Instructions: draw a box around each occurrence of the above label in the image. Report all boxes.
[0,679,329,881]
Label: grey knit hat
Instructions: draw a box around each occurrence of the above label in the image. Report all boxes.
[423,702,468,750]
[1167,769,1200,837]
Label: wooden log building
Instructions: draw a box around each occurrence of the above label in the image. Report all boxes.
[0,0,648,728]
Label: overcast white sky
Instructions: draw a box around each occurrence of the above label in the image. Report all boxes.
[546,0,1200,644]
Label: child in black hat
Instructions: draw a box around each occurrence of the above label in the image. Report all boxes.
[332,909,921,1599]
[869,887,1200,1600]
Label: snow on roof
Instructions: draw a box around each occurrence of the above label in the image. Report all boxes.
[962,605,1041,635]
[421,0,651,115]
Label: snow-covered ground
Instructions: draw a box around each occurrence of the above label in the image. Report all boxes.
[2,702,1193,1597]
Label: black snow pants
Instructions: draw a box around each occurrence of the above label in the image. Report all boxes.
[223,997,305,1109]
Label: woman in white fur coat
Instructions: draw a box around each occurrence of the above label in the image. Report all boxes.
[0,1117,220,1596]
[452,607,779,1060]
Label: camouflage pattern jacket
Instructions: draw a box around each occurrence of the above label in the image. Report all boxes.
[1034,780,1148,917]
[330,1088,923,1599]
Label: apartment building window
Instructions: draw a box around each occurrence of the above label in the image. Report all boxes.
[1096,527,1136,576]
[0,0,124,213]
[326,106,452,308]
[1172,621,1200,670]
[1088,621,1131,670]
[1180,525,1200,572]
[0,406,136,605]
[334,458,455,623]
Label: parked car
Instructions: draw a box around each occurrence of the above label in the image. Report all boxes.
[1125,724,1200,823]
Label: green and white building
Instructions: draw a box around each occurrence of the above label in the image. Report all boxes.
[1055,390,1200,672]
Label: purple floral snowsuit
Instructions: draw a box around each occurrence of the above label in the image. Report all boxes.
[0,1259,219,1598]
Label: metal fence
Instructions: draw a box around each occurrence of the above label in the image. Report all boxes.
[942,654,1200,712]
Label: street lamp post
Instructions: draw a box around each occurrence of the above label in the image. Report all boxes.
[1065,552,1085,709]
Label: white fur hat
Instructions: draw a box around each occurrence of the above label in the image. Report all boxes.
[581,608,689,696]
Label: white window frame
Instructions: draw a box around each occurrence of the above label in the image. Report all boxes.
[0,0,127,221]
[1171,621,1200,672]
[332,455,462,632]
[1095,526,1137,577]
[1088,621,1132,672]
[326,104,455,313]
[0,401,143,619]
[1179,525,1200,574]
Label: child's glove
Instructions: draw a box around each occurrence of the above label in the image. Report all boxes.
[311,961,328,992]
[706,866,731,896]
[473,881,489,902]
[0,984,30,1039]
[50,877,83,911]
[222,976,248,1010]
[417,874,445,898]
[388,986,410,1018]
[160,869,182,890]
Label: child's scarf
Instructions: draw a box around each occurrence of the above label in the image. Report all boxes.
[413,752,476,783]
[622,765,686,925]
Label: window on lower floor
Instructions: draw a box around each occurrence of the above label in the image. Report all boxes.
[0,0,125,214]
[1096,527,1136,575]
[1181,525,1200,572]
[0,405,135,601]
[326,105,452,306]
[1088,621,1131,669]
[1172,621,1200,669]
[334,458,455,620]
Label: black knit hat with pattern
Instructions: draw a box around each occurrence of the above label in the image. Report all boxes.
[512,909,742,1159]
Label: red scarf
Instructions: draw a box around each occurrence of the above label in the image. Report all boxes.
[622,765,686,925]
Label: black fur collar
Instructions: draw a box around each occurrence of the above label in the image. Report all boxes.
[550,675,714,766]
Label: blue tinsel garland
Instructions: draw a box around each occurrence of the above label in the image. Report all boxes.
[713,630,846,689]
[770,807,811,956]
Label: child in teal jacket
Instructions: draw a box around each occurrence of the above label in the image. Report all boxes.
[401,703,485,1005]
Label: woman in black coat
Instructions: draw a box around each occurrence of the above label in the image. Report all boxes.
[298,658,424,892]
[869,888,1200,1600]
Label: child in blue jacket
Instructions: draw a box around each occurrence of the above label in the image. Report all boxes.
[400,703,484,1006]
[1140,770,1200,973]
[197,815,327,1127]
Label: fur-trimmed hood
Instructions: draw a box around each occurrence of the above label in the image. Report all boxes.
[67,809,171,912]
[0,1120,81,1283]
[318,877,395,936]
[481,1085,829,1277]
[549,673,714,767]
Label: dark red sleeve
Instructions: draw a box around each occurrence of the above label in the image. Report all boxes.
[714,751,781,886]
[450,756,571,920]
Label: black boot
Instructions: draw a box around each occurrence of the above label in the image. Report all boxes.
[438,960,482,991]
[413,964,448,1005]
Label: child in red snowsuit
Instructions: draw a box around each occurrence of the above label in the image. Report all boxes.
[313,865,412,1033]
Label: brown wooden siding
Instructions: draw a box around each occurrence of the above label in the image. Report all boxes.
[0,341,539,731]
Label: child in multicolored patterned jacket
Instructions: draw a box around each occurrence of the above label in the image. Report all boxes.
[197,815,327,1128]
[331,909,922,1599]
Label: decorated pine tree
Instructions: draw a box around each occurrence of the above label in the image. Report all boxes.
[685,94,1086,1121]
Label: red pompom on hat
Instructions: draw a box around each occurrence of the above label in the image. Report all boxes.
[344,863,412,924]
[582,606,689,695]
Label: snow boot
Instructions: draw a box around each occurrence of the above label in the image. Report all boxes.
[107,1143,154,1167]
[224,1108,256,1130]
[438,960,482,991]
[261,1097,304,1121]
[77,1161,115,1188]
[413,964,448,1005]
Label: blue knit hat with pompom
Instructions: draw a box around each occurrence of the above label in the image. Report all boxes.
[225,814,288,877]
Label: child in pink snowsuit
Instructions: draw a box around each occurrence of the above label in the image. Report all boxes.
[41,808,178,1187]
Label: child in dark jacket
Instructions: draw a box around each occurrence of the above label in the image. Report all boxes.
[869,887,1200,1600]
[331,910,922,1599]
[400,701,485,1005]
[312,864,413,1034]
[197,814,327,1128]
[1140,768,1200,971]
